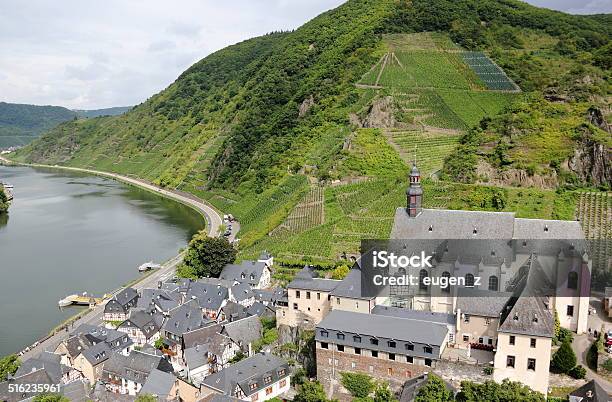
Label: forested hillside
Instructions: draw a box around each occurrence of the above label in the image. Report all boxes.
[0,186,8,214]
[12,0,611,266]
[0,102,131,148]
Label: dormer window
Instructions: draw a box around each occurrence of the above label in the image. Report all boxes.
[428,225,433,232]
[353,335,361,343]
[320,330,328,337]
[544,225,549,232]
[473,228,478,235]
[337,333,345,340]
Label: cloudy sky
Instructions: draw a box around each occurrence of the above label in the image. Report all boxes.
[0,0,610,109]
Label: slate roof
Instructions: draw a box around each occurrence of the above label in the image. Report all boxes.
[186,281,229,311]
[569,379,609,402]
[209,396,244,402]
[137,288,180,312]
[61,379,91,402]
[498,296,554,338]
[103,350,172,384]
[288,267,340,292]
[0,368,55,402]
[372,305,455,326]
[105,287,139,314]
[139,368,177,399]
[317,310,448,347]
[81,341,112,365]
[201,353,289,397]
[455,288,513,318]
[220,301,249,322]
[231,282,254,303]
[14,352,70,384]
[220,260,269,287]
[119,310,163,339]
[182,324,232,357]
[330,267,373,300]
[222,316,262,350]
[246,301,275,318]
[184,344,210,369]
[391,208,585,240]
[253,288,285,304]
[163,301,210,338]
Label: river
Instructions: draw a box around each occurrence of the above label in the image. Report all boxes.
[0,165,205,357]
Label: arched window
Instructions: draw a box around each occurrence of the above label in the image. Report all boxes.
[441,271,451,293]
[419,269,428,290]
[488,275,499,291]
[568,272,578,290]
[465,273,475,287]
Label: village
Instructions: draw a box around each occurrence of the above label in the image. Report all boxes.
[0,163,610,402]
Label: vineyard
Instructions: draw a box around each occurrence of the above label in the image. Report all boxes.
[462,52,520,91]
[270,186,325,237]
[576,192,612,285]
[385,129,462,177]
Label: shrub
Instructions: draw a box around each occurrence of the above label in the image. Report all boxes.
[551,340,576,374]
[483,366,494,375]
[569,365,586,379]
[602,358,612,372]
[340,372,374,398]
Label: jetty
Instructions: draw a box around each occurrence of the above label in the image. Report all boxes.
[58,292,108,307]
[138,261,162,272]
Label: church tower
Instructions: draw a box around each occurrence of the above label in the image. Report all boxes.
[406,162,423,217]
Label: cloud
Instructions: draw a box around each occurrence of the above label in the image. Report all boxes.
[0,0,609,109]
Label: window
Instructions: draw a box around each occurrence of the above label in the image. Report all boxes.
[387,367,393,375]
[278,369,286,377]
[321,342,328,349]
[369,365,374,373]
[337,333,345,340]
[356,302,359,309]
[296,291,300,299]
[425,359,432,367]
[478,337,484,344]
[509,336,515,345]
[465,274,475,287]
[371,350,378,358]
[351,361,356,369]
[567,272,578,289]
[406,343,414,351]
[337,345,344,352]
[388,341,396,348]
[280,379,287,388]
[264,375,272,385]
[337,298,340,305]
[406,356,414,363]
[424,346,433,354]
[293,303,298,310]
[252,393,259,401]
[506,355,515,368]
[567,305,574,317]
[320,330,328,337]
[530,338,536,348]
[488,275,499,291]
[249,383,258,391]
[370,338,379,346]
[463,335,469,342]
[354,347,361,355]
[317,293,321,300]
[353,335,361,343]
[389,353,395,361]
[527,358,536,371]
[488,338,493,346]
[485,317,491,325]
[306,292,311,299]
[419,269,428,290]
[441,271,451,293]
[464,314,470,323]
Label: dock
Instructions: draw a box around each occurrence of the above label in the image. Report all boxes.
[58,292,108,307]
[138,261,161,272]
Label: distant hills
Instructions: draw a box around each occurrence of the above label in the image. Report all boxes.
[0,102,130,148]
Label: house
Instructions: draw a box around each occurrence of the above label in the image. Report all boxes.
[253,288,285,306]
[455,288,512,349]
[55,324,133,384]
[102,350,173,395]
[184,343,214,387]
[0,368,62,402]
[221,315,263,356]
[230,282,256,307]
[117,310,164,347]
[330,265,376,314]
[219,300,249,322]
[219,260,272,289]
[162,301,212,369]
[104,287,139,322]
[136,288,181,315]
[276,266,340,328]
[246,301,276,319]
[493,296,554,395]
[200,353,290,401]
[186,281,230,320]
[14,352,82,385]
[569,379,610,402]
[182,324,240,375]
[399,373,456,402]
[139,368,205,402]
[316,310,448,392]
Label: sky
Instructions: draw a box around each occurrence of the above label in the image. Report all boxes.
[0,0,610,110]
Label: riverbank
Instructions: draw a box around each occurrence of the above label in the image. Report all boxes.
[0,156,233,359]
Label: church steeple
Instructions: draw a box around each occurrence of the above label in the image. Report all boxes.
[406,161,423,218]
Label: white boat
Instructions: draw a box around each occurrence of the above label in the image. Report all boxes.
[138,261,161,272]
[58,294,77,307]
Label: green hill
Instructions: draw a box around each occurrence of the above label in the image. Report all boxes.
[0,102,131,148]
[12,0,611,264]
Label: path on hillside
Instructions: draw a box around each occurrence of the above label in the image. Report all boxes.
[0,154,236,360]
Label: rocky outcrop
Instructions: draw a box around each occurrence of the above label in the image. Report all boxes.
[567,139,611,186]
[475,160,559,188]
[362,96,396,128]
[299,95,315,118]
[587,106,611,133]
[278,324,316,375]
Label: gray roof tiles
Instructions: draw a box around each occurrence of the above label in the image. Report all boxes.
[139,368,177,398]
[456,288,513,318]
[220,261,269,287]
[372,305,455,326]
[222,316,262,349]
[498,296,554,338]
[162,302,210,337]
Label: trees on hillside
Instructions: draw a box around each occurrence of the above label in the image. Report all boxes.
[415,374,454,402]
[0,354,20,381]
[293,381,337,402]
[177,231,236,278]
[457,379,545,402]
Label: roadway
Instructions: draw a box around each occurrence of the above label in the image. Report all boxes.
[0,155,236,360]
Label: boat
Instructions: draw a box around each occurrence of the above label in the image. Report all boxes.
[138,261,162,272]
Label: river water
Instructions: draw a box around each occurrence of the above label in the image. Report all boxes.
[0,165,205,356]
